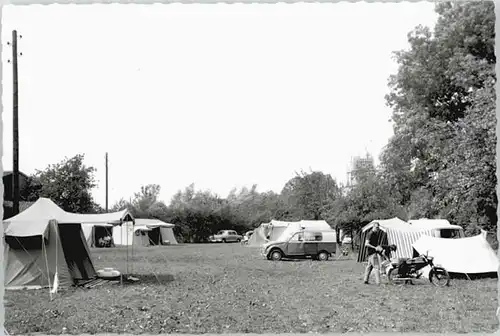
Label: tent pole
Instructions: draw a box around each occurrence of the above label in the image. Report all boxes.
[131,222,134,275]
[126,222,129,276]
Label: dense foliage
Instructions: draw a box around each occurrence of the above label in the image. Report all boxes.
[19,2,496,246]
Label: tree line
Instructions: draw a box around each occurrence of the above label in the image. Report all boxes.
[11,2,497,246]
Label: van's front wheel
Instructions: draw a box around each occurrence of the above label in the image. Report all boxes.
[317,251,329,261]
[269,249,283,261]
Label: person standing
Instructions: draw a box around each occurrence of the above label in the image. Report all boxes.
[363,222,384,285]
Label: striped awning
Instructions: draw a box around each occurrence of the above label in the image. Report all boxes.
[386,227,436,259]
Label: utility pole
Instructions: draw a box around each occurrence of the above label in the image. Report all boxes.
[105,152,109,212]
[11,30,20,215]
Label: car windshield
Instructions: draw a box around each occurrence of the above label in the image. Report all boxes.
[217,231,224,235]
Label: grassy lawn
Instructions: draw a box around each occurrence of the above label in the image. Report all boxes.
[5,243,499,334]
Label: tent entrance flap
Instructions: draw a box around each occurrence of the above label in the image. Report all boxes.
[57,224,97,281]
[148,227,162,245]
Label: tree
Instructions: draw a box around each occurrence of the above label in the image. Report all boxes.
[280,171,341,221]
[131,184,166,218]
[20,175,42,202]
[382,1,496,237]
[34,154,98,213]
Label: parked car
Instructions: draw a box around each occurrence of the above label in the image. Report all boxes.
[209,230,243,243]
[262,230,338,261]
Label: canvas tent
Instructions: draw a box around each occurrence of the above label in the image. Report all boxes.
[412,233,499,275]
[136,218,178,245]
[358,217,465,262]
[3,198,133,290]
[357,218,411,262]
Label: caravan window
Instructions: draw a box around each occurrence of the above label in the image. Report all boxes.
[440,229,462,239]
[304,232,322,242]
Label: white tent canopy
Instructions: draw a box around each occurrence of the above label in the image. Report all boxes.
[412,234,499,274]
[4,197,133,237]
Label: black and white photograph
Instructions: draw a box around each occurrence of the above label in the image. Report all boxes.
[1,1,498,334]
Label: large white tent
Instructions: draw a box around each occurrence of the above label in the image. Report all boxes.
[412,233,499,275]
[3,198,133,290]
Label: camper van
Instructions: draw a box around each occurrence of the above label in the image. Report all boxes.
[262,230,337,261]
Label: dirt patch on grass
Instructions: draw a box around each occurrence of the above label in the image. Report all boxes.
[5,244,499,334]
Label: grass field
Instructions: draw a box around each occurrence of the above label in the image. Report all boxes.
[5,243,499,334]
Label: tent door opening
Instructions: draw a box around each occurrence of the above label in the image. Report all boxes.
[58,224,97,282]
[148,227,162,245]
[94,226,113,247]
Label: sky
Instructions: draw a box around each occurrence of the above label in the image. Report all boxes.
[1,3,439,208]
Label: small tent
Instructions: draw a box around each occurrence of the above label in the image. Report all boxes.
[412,233,499,276]
[136,219,178,245]
[3,198,133,289]
[247,223,271,246]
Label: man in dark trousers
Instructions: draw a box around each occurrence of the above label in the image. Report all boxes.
[363,222,384,285]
